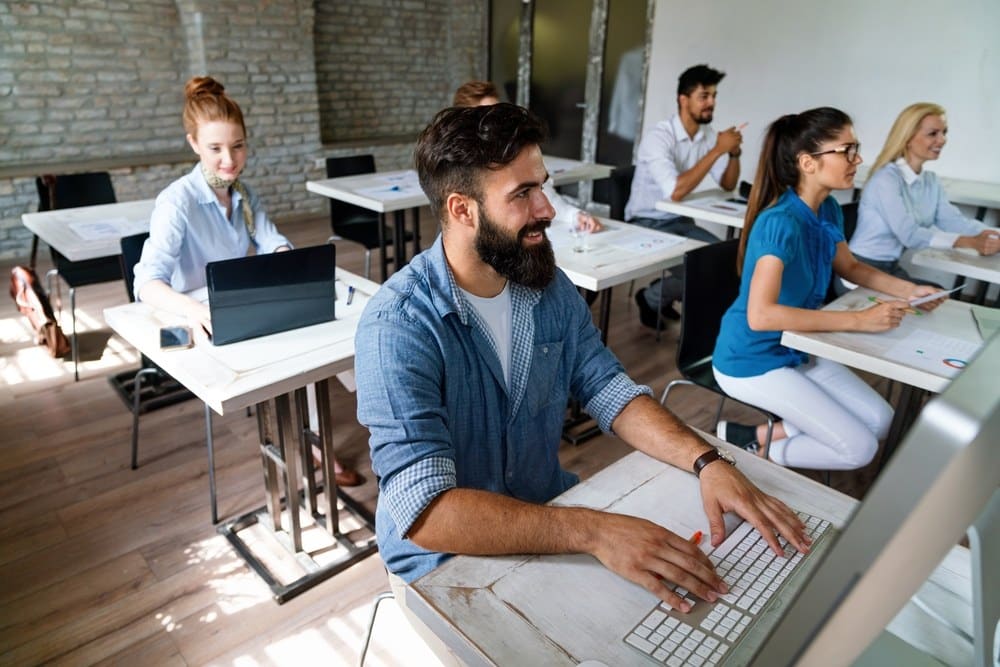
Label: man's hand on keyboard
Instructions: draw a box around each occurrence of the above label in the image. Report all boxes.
[698,463,811,556]
[589,512,729,611]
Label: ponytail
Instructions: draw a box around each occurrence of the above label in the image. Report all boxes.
[737,107,853,274]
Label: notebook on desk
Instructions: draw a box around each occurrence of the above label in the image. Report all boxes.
[205,244,336,346]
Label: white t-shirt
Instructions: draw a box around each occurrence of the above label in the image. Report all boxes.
[459,282,513,387]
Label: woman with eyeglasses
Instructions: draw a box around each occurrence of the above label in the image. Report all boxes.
[710,108,943,470]
[847,102,999,282]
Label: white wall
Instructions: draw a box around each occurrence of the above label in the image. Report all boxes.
[644,0,1000,187]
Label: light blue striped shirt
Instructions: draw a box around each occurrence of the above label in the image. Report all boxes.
[132,164,291,298]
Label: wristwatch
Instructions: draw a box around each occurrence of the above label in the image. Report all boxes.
[693,447,736,477]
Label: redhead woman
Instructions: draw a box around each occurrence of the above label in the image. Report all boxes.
[133,76,361,486]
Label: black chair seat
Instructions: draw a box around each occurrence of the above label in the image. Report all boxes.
[53,250,122,288]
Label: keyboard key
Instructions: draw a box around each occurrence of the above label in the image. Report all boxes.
[653,648,670,661]
[643,609,667,628]
[667,657,682,667]
[626,633,656,654]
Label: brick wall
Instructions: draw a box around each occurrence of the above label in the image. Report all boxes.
[0,0,487,260]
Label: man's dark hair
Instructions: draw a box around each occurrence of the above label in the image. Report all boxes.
[677,64,726,97]
[414,103,547,222]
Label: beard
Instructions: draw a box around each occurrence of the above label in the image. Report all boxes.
[696,109,714,125]
[474,207,556,291]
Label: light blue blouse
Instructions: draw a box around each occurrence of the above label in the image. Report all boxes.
[132,164,291,298]
[850,159,985,262]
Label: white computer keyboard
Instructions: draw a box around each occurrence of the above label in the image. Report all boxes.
[623,512,832,666]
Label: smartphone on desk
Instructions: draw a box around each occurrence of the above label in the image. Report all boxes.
[159,325,193,350]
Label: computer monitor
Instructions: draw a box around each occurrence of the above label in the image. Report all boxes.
[751,331,1000,666]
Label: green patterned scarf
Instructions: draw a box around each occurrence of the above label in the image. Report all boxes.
[201,163,256,241]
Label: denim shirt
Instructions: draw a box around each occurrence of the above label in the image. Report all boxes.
[355,236,651,582]
[132,164,291,298]
[714,189,844,377]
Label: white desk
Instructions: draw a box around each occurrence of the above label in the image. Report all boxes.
[22,199,155,262]
[781,288,982,395]
[782,288,984,465]
[306,157,614,281]
[655,190,745,238]
[405,445,973,666]
[104,269,381,603]
[911,247,1000,286]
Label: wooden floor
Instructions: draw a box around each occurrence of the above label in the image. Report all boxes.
[0,213,885,666]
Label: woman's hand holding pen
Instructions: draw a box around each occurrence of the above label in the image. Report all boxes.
[856,298,909,332]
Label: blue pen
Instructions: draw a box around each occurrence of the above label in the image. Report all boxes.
[347,285,355,305]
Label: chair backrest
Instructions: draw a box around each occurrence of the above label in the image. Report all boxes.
[119,232,149,303]
[608,165,635,221]
[37,172,122,284]
[325,155,379,235]
[676,239,741,372]
[36,172,116,212]
[840,200,859,242]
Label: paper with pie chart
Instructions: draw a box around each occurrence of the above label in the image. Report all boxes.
[883,329,982,378]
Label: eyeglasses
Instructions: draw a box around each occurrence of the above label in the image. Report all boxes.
[810,143,861,163]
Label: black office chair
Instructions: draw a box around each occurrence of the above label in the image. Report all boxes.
[826,200,860,302]
[110,233,224,521]
[659,239,778,455]
[609,165,643,298]
[608,164,635,222]
[108,232,196,470]
[35,172,123,380]
[325,155,412,280]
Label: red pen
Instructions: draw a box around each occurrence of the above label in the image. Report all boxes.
[689,530,703,546]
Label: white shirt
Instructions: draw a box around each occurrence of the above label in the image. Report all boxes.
[625,114,730,221]
[458,282,513,387]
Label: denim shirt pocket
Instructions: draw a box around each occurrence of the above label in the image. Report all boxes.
[524,340,565,417]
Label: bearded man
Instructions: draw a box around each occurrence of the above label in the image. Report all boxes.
[354,102,805,660]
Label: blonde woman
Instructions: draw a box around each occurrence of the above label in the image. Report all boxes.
[848,103,999,280]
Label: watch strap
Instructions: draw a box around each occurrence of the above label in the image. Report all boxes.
[693,448,729,477]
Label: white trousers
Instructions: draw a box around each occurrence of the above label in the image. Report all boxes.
[713,357,893,470]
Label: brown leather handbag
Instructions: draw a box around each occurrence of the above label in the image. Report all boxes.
[9,265,71,358]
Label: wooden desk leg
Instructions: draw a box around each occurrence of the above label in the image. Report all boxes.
[257,401,282,533]
[315,378,340,536]
[274,393,303,552]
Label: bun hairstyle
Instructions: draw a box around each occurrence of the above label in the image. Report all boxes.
[737,107,852,272]
[182,75,246,139]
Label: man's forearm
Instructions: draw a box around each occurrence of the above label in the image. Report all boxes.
[407,488,598,556]
[612,395,713,472]
[671,148,727,201]
[719,153,740,192]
